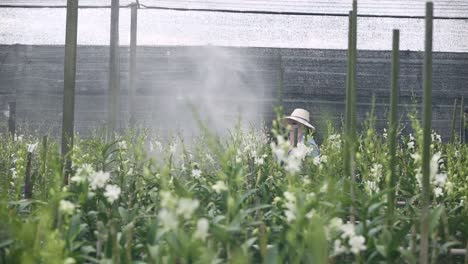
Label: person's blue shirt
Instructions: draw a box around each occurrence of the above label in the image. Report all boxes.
[307,138,320,158]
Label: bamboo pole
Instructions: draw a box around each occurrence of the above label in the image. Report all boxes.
[129,3,138,126]
[450,99,458,143]
[460,96,465,143]
[344,9,352,177]
[294,127,298,147]
[61,0,79,185]
[24,152,33,199]
[344,0,358,224]
[419,2,433,263]
[40,135,48,199]
[108,0,120,136]
[8,102,16,137]
[387,29,400,224]
[277,54,284,109]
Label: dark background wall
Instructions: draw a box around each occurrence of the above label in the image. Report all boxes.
[0,44,466,140]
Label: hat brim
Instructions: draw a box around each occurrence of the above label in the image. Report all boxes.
[283,116,315,130]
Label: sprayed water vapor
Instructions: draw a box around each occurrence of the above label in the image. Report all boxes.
[144,46,270,141]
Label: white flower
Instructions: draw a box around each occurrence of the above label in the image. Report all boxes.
[411,153,421,162]
[334,239,347,255]
[306,209,316,219]
[284,191,296,203]
[254,156,264,165]
[306,192,317,201]
[235,150,242,163]
[160,191,176,208]
[327,134,342,149]
[313,156,320,166]
[415,167,423,187]
[212,181,228,193]
[27,142,38,153]
[89,171,110,189]
[176,198,200,219]
[407,141,415,150]
[445,181,454,194]
[320,155,328,163]
[104,184,121,203]
[283,191,296,223]
[365,180,379,194]
[431,132,442,143]
[158,209,178,231]
[169,143,177,154]
[289,143,311,161]
[193,218,209,241]
[192,169,202,179]
[284,155,301,174]
[383,128,387,139]
[349,235,367,254]
[434,173,447,187]
[320,182,328,193]
[270,136,290,163]
[430,152,442,179]
[340,223,355,239]
[370,163,383,183]
[206,154,215,163]
[150,140,162,152]
[250,150,257,158]
[272,196,282,204]
[284,209,296,223]
[10,168,18,179]
[117,140,127,149]
[328,217,344,231]
[64,257,76,264]
[71,163,94,183]
[434,187,443,198]
[14,134,23,142]
[59,200,76,214]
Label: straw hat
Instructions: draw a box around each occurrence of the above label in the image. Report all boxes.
[283,108,315,130]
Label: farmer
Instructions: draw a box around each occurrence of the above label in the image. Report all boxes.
[284,108,320,158]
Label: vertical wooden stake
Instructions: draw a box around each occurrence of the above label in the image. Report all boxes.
[41,135,48,199]
[419,2,433,264]
[61,0,79,186]
[460,96,465,143]
[277,54,284,109]
[24,152,33,199]
[108,0,120,136]
[344,0,358,225]
[129,3,138,126]
[293,127,298,147]
[450,98,458,143]
[387,29,400,226]
[8,102,16,137]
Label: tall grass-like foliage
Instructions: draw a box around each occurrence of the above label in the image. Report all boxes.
[419,2,433,263]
